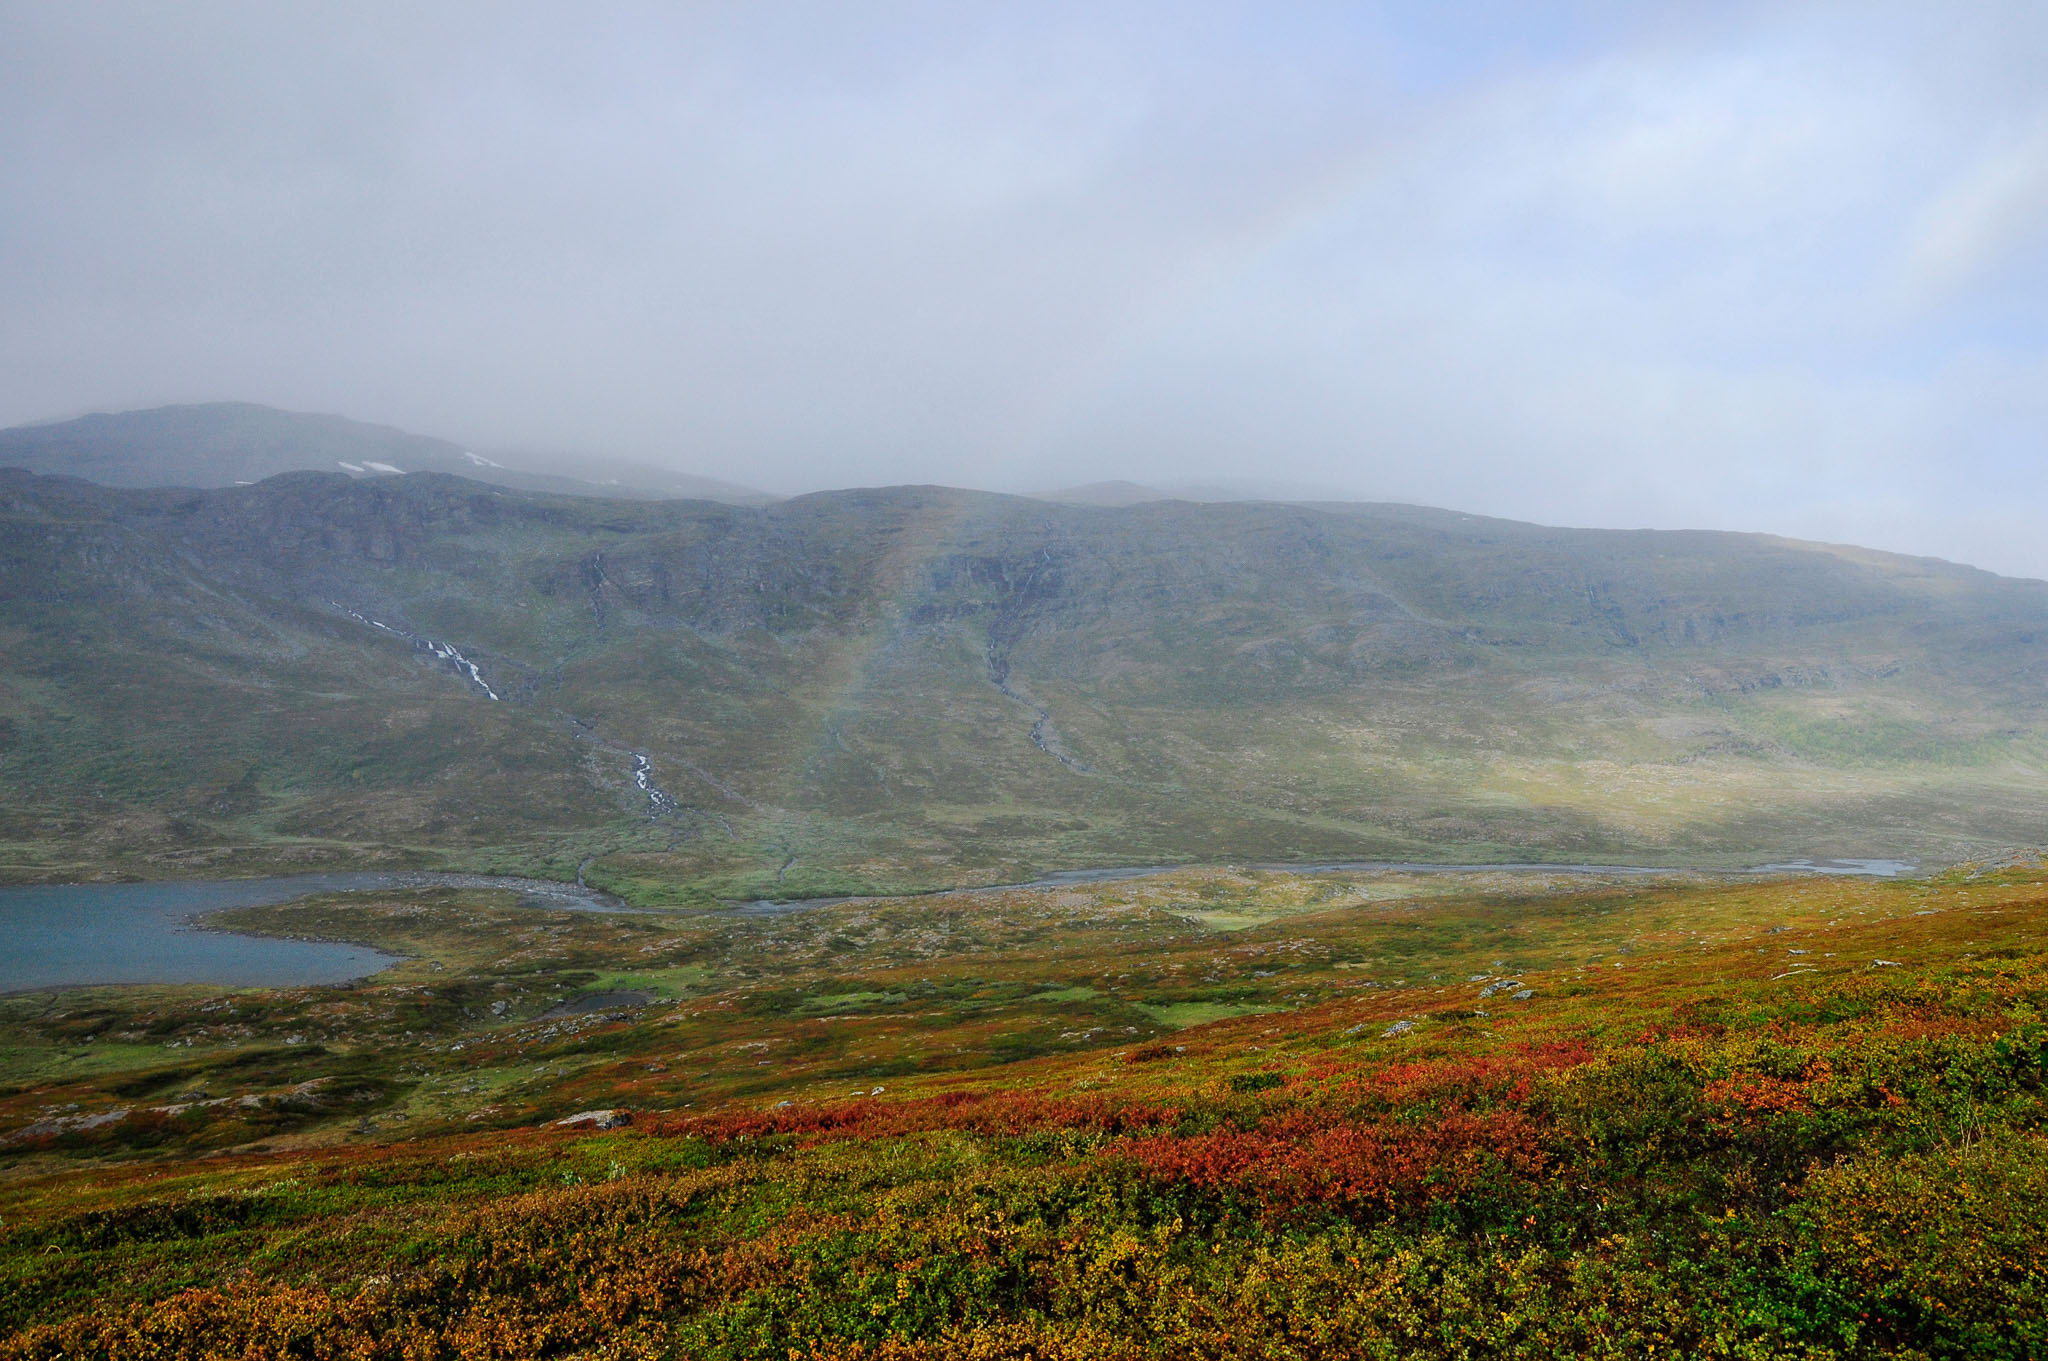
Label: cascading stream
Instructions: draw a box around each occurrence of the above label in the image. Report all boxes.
[334,603,500,700]
[630,753,680,817]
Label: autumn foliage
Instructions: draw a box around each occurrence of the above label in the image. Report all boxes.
[8,872,2048,1358]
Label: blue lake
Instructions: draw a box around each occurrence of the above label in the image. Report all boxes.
[0,872,623,993]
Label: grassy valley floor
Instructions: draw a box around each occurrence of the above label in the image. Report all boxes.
[3,862,2047,1357]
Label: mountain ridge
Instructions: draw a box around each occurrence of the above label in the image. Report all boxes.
[0,402,775,506]
[3,462,2045,897]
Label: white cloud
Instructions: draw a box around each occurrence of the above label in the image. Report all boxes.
[1900,121,2048,304]
[0,2,2044,574]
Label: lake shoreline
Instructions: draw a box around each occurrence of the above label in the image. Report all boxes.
[4,856,1923,993]
[0,871,630,995]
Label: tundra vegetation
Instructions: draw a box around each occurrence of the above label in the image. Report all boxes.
[4,861,2047,1358]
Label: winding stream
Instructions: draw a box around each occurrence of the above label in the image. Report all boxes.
[631,754,681,817]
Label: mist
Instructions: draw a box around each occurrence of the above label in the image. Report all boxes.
[3,2,2045,575]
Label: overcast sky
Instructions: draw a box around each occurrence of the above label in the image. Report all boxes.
[3,2,2046,575]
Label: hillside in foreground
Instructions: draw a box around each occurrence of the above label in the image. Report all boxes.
[2,863,2045,1357]
[3,461,2047,893]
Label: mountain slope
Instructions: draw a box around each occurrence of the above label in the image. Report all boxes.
[0,403,773,505]
[2,468,2045,894]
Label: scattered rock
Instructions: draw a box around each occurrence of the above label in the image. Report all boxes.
[1510,989,1535,1001]
[538,991,654,1020]
[553,1108,631,1130]
[2,1108,131,1144]
[1381,1019,1416,1038]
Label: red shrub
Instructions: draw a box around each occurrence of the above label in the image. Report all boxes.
[1119,1108,1547,1218]
[648,1090,1181,1147]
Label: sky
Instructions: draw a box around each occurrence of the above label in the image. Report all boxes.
[3,2,2047,575]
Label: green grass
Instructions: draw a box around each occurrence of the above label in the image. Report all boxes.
[1029,986,1102,1004]
[0,1040,181,1090]
[578,966,714,997]
[1132,1000,1277,1028]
